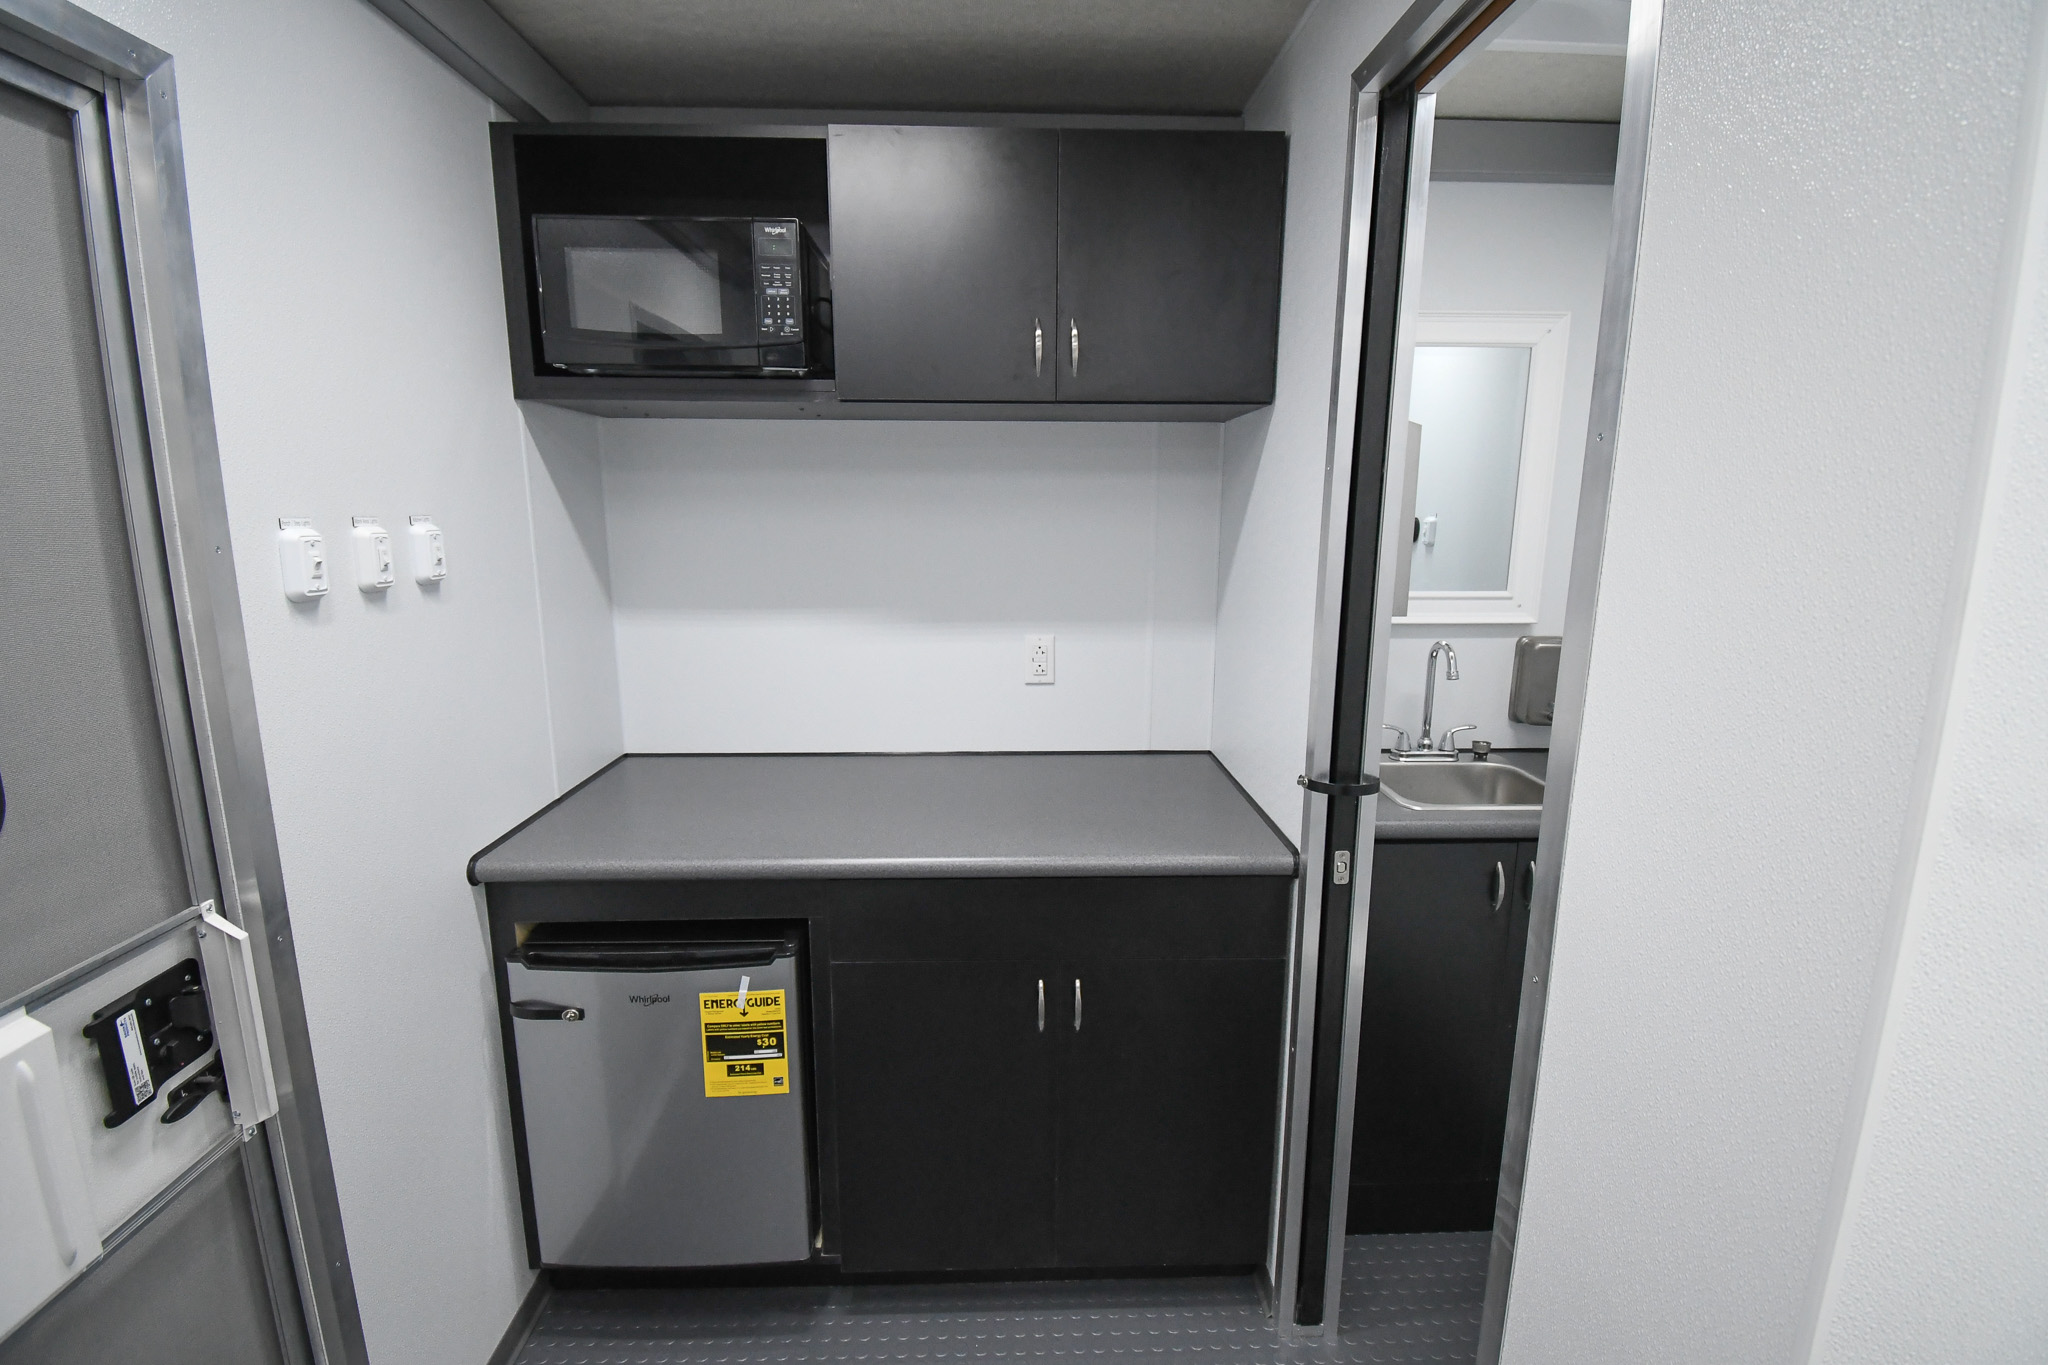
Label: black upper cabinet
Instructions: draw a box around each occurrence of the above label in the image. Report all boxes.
[495,124,1285,417]
[828,126,1058,402]
[824,125,1286,409]
[1055,131,1287,405]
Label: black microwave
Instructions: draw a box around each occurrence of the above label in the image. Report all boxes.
[531,215,831,377]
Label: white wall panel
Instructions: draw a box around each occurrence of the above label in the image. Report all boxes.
[523,403,624,787]
[603,419,1219,754]
[1806,6,2048,1357]
[73,0,567,1359]
[1502,1,2040,1360]
[1214,0,1408,825]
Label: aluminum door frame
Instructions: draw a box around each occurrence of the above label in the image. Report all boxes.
[1474,3,1665,1357]
[1268,0,1666,1345]
[0,5,365,1363]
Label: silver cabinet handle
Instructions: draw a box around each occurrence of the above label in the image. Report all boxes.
[1490,862,1506,914]
[1073,978,1083,1031]
[1069,319,1080,376]
[1034,319,1043,376]
[1037,978,1045,1032]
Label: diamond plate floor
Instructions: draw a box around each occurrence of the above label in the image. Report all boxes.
[514,1233,1488,1365]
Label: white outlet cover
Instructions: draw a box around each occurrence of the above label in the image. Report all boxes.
[1026,634,1055,685]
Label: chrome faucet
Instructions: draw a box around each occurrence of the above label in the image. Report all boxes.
[1418,641,1459,754]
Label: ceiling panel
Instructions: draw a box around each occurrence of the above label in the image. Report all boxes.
[1436,52,1625,122]
[485,0,1316,115]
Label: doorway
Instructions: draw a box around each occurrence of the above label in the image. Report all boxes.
[1276,0,1663,1356]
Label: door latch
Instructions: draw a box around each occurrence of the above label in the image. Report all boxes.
[1332,850,1352,886]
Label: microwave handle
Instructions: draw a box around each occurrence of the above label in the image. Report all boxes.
[1034,319,1043,377]
[1069,318,1080,377]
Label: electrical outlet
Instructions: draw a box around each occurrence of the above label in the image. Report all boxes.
[1025,634,1055,685]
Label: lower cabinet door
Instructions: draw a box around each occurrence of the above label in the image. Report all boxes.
[1054,958,1286,1267]
[832,961,1056,1271]
[1349,840,1529,1233]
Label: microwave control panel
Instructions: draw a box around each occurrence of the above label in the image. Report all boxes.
[752,220,804,343]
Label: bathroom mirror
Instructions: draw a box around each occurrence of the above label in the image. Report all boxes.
[1396,312,1568,623]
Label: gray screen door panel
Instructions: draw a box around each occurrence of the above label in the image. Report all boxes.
[0,1150,288,1365]
[0,80,192,1001]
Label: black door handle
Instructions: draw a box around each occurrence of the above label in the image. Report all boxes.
[161,1060,225,1124]
[511,1000,584,1022]
[1297,774,1380,797]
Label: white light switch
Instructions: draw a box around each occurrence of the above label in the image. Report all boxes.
[407,515,446,584]
[1026,634,1055,685]
[351,518,395,593]
[276,519,327,602]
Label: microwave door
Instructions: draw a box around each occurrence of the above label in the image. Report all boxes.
[535,216,760,373]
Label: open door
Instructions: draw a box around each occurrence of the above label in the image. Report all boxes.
[1272,1,1663,1356]
[0,5,363,1361]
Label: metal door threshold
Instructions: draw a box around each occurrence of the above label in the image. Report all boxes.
[513,1233,1487,1364]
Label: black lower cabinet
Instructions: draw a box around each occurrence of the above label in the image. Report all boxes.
[831,884,1290,1274]
[1056,959,1285,1267]
[832,961,1056,1272]
[1349,839,1534,1234]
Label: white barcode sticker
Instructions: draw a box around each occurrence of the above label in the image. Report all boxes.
[115,1009,154,1105]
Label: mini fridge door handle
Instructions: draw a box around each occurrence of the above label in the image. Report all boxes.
[511,1000,583,1022]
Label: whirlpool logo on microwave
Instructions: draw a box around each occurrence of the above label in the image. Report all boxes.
[626,993,671,1007]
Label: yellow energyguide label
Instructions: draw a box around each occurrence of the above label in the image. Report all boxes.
[700,989,789,1097]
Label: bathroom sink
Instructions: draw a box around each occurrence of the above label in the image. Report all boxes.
[1378,761,1545,810]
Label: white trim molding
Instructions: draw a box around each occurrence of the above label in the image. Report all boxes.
[1395,309,1569,625]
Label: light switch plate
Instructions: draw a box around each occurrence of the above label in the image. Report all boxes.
[407,515,445,584]
[276,519,327,602]
[351,518,395,592]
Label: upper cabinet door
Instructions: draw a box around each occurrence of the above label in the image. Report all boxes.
[828,126,1059,401]
[1056,131,1287,404]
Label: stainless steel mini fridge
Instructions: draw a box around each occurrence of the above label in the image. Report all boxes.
[506,924,810,1267]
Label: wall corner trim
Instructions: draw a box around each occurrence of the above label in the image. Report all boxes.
[362,0,588,122]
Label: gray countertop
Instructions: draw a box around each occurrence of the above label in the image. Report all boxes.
[1372,749,1549,841]
[470,752,1299,883]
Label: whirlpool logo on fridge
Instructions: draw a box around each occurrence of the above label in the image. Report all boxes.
[626,993,671,1007]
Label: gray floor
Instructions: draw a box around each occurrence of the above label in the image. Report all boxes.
[515,1233,1488,1365]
